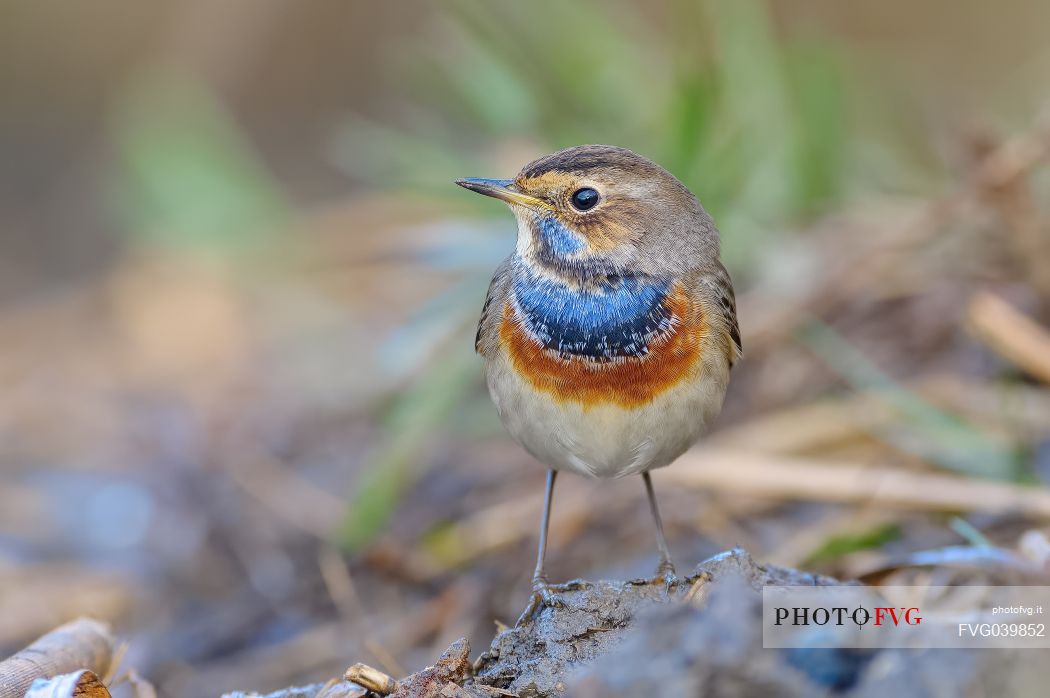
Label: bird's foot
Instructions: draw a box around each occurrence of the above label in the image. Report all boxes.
[515,577,592,627]
[651,562,680,597]
[516,579,562,627]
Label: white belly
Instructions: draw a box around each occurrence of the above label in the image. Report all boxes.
[483,353,729,478]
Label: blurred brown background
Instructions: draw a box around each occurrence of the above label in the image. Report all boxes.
[3,1,1050,696]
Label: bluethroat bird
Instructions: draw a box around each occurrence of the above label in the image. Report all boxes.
[457,145,740,616]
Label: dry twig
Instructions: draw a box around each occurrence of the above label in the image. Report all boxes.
[967,291,1050,385]
[344,663,397,695]
[0,618,115,698]
[666,448,1050,517]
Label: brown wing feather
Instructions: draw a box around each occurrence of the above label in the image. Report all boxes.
[695,261,742,368]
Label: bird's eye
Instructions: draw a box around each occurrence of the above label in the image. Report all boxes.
[570,187,600,211]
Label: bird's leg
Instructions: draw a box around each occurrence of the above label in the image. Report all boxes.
[516,469,564,625]
[530,468,559,597]
[643,471,679,591]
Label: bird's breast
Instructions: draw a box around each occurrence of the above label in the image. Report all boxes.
[499,271,708,408]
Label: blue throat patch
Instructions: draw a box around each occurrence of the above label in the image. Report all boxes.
[511,259,674,359]
[536,215,585,258]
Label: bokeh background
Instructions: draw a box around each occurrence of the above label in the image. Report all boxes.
[4,1,1050,695]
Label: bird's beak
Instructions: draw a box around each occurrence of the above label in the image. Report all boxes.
[455,178,551,209]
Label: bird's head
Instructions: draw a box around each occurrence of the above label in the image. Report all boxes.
[457,145,719,279]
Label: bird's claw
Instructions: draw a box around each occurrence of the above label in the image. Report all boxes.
[515,578,592,626]
[516,581,562,626]
[653,563,680,597]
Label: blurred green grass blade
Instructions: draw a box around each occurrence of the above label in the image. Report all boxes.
[705,0,793,173]
[784,38,848,214]
[663,69,719,185]
[706,0,790,131]
[111,71,288,249]
[416,30,539,134]
[338,343,479,552]
[446,0,663,144]
[949,517,994,548]
[421,519,463,568]
[444,0,569,125]
[806,522,900,566]
[799,320,1026,481]
[694,0,801,269]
